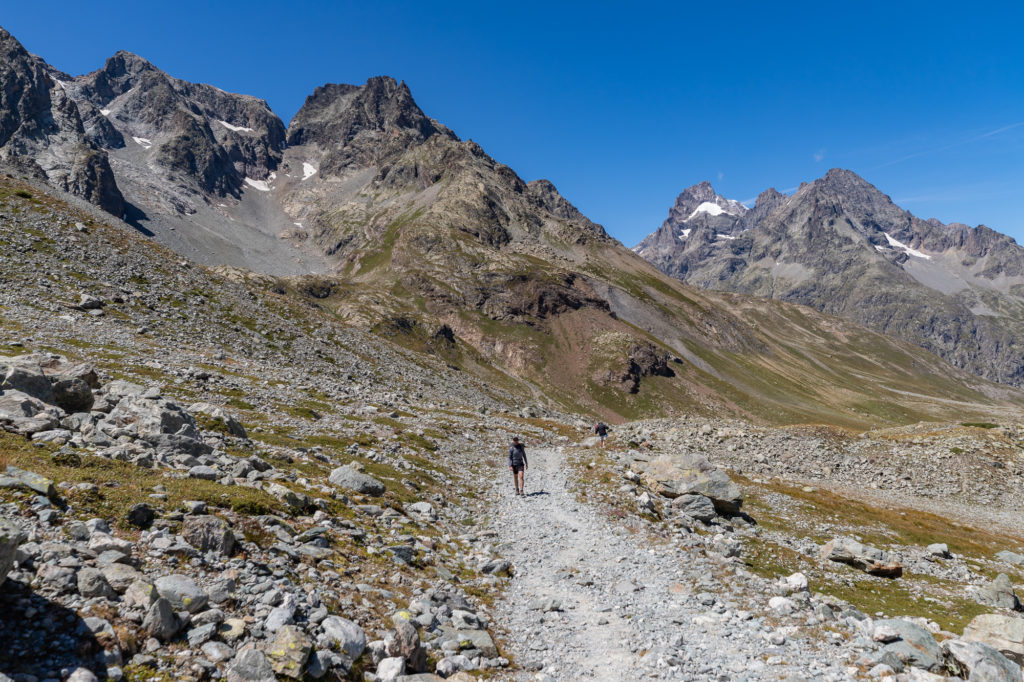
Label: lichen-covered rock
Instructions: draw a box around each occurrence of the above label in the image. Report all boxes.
[267,625,313,678]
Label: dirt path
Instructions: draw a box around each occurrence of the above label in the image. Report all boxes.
[488,447,859,681]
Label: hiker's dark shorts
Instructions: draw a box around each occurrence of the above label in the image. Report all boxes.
[511,464,524,474]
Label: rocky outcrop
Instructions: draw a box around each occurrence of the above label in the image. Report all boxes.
[820,537,903,578]
[0,28,124,215]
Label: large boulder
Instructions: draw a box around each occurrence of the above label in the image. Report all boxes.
[50,377,94,413]
[820,537,903,577]
[0,390,62,435]
[0,519,26,584]
[943,638,1023,681]
[0,356,55,403]
[639,453,742,513]
[874,618,944,673]
[964,614,1024,665]
[182,515,235,556]
[106,392,195,438]
[329,464,386,496]
[977,574,1023,611]
[189,402,247,438]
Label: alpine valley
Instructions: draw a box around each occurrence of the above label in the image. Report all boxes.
[4,24,1024,682]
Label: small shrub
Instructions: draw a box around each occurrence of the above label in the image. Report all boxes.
[962,422,998,429]
[14,190,31,199]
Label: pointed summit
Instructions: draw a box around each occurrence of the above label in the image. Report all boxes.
[287,76,456,176]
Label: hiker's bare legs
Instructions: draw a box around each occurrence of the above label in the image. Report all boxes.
[517,468,525,494]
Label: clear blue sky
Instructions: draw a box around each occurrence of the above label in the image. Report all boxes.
[5,1,1024,246]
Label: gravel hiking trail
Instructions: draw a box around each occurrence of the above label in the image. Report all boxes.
[490,447,856,681]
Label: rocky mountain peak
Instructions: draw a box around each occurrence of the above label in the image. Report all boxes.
[286,76,456,176]
[0,26,124,215]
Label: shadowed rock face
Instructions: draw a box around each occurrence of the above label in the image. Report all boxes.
[0,28,124,215]
[637,168,1024,387]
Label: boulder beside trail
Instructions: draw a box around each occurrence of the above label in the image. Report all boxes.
[638,453,742,513]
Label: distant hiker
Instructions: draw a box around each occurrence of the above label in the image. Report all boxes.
[508,436,528,496]
[594,421,609,447]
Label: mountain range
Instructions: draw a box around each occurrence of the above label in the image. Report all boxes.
[635,170,1024,387]
[1,25,1022,425]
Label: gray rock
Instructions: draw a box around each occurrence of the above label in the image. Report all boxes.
[329,464,386,496]
[182,515,235,556]
[268,625,313,678]
[0,518,26,584]
[124,579,159,608]
[125,503,155,529]
[188,465,219,480]
[978,574,1022,611]
[77,567,116,599]
[442,627,498,658]
[671,493,717,522]
[405,501,437,521]
[226,648,277,682]
[377,656,405,681]
[1,358,54,403]
[103,563,145,593]
[265,595,297,632]
[202,640,235,663]
[51,377,94,413]
[5,465,57,498]
[36,564,77,592]
[926,543,951,558]
[188,402,247,438]
[965,614,1024,665]
[66,668,98,682]
[142,597,180,641]
[642,452,743,513]
[997,551,1024,566]
[187,622,218,647]
[875,618,944,673]
[321,615,367,659]
[943,638,1023,681]
[155,574,209,613]
[386,621,427,673]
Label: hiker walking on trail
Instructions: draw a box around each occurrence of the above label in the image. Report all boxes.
[594,421,609,447]
[508,436,528,496]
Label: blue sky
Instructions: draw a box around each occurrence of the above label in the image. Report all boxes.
[5,1,1024,246]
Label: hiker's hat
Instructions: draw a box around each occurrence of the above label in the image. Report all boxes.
[512,436,519,442]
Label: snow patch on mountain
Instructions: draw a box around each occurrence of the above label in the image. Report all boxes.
[244,177,271,192]
[219,120,254,133]
[132,137,152,149]
[883,232,931,260]
[302,162,317,180]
